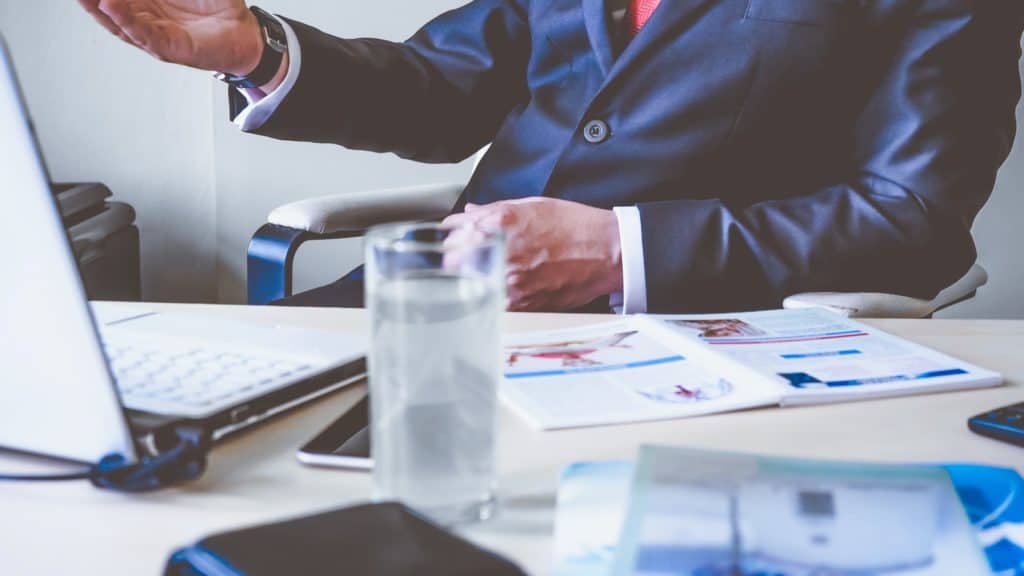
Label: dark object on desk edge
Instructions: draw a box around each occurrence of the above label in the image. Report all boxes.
[165,502,527,576]
[969,402,1024,447]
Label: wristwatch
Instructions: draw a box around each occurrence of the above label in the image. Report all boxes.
[215,6,287,89]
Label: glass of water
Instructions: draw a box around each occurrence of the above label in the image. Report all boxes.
[365,221,505,525]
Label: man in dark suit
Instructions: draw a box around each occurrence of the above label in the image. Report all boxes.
[80,0,1024,313]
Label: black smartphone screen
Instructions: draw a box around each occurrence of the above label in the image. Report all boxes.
[297,395,371,470]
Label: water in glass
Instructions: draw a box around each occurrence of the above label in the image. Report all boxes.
[369,271,502,525]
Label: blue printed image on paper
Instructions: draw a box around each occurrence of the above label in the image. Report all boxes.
[780,349,862,360]
[780,369,969,389]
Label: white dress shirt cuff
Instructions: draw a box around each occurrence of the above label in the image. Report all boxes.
[611,206,648,314]
[233,17,302,132]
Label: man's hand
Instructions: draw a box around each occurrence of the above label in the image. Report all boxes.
[443,198,624,312]
[77,0,264,76]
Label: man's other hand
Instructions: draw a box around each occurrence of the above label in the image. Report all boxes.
[443,198,624,312]
[77,0,264,76]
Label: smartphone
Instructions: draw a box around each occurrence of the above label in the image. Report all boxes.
[296,394,372,470]
[968,401,1024,448]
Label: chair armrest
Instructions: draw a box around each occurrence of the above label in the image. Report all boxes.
[268,182,464,235]
[782,264,989,318]
[249,183,464,305]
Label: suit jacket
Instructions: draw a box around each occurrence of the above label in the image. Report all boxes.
[247,0,1024,313]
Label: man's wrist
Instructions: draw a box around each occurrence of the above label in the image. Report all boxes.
[223,11,290,96]
[231,16,301,130]
[602,209,625,294]
[227,11,265,77]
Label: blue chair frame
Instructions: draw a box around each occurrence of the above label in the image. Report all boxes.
[247,224,360,305]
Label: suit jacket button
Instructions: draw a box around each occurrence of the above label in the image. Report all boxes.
[583,119,610,144]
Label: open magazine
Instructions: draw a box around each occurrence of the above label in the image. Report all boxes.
[502,308,1001,429]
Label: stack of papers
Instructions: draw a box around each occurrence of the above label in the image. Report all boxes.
[502,308,1001,429]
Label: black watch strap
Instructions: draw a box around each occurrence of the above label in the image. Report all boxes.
[216,6,287,90]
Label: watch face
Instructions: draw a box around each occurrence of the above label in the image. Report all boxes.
[251,6,287,53]
[264,30,287,54]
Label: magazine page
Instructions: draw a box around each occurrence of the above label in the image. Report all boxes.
[641,308,1001,405]
[610,446,990,576]
[501,319,780,430]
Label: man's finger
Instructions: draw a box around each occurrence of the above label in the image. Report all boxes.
[507,277,556,312]
[96,0,158,51]
[442,211,470,223]
[506,276,537,310]
[78,0,130,42]
[507,294,532,312]
[452,209,507,236]
[77,0,101,13]
[95,0,134,27]
[86,10,134,44]
[509,295,545,312]
[441,212,472,229]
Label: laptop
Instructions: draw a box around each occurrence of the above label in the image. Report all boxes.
[0,37,366,466]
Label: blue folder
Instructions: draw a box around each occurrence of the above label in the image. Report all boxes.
[946,464,1024,575]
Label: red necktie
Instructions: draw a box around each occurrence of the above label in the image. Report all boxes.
[628,0,663,36]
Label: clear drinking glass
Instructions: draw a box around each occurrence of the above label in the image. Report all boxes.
[365,222,505,525]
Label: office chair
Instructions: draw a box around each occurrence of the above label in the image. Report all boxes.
[246,150,988,318]
[57,182,142,302]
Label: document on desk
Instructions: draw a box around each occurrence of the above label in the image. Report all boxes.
[611,446,990,576]
[552,458,1023,576]
[501,308,1001,429]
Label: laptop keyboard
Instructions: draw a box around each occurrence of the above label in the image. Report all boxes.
[103,340,319,416]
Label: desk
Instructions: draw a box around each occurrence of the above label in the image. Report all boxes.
[2,304,1022,575]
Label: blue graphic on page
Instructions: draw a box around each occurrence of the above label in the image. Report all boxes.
[505,329,685,379]
[780,349,862,360]
[505,356,684,379]
[780,368,969,389]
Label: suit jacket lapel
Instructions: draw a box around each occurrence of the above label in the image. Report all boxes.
[603,0,718,87]
[582,0,615,76]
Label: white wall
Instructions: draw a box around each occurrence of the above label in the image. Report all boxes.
[944,63,1024,319]
[0,1,217,303]
[1,1,1022,316]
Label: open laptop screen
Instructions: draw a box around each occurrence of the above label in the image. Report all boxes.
[0,38,137,463]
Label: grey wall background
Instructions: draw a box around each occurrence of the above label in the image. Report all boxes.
[945,86,1024,319]
[1,2,1021,317]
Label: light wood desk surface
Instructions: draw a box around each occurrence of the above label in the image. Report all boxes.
[2,304,1023,575]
